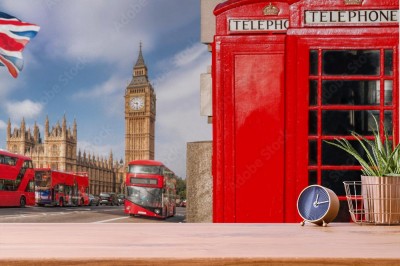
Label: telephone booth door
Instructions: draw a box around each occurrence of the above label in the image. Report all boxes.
[285,0,399,222]
[213,36,286,222]
[212,1,291,223]
[288,37,398,222]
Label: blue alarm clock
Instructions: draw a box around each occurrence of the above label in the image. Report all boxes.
[297,185,339,227]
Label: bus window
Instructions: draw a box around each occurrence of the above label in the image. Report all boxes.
[3,179,16,191]
[23,160,33,169]
[4,156,16,166]
[26,180,35,192]
[130,178,158,185]
[128,165,161,174]
[65,186,72,195]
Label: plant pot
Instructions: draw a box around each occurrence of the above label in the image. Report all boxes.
[361,176,400,225]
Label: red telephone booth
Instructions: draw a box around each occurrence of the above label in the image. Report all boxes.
[212,0,399,222]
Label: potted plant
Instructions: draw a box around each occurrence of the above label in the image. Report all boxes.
[325,116,400,224]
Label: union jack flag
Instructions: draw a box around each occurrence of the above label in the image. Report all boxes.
[0,12,40,78]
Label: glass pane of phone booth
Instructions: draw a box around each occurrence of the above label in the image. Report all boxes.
[308,49,396,222]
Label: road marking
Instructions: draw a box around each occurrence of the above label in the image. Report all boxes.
[97,209,122,212]
[0,211,78,220]
[92,217,129,223]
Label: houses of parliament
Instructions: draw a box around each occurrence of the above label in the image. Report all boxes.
[5,45,156,195]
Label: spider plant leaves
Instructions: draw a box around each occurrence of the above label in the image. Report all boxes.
[324,138,378,176]
[324,115,400,177]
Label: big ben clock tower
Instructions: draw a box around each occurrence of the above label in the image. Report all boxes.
[125,43,156,163]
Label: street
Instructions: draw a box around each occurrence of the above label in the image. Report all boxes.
[0,205,186,223]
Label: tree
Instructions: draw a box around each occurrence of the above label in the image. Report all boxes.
[175,176,186,200]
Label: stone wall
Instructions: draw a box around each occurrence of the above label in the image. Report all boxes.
[201,0,225,44]
[186,141,213,223]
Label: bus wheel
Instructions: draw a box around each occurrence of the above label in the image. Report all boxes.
[20,196,26,208]
[59,198,64,207]
[81,198,85,206]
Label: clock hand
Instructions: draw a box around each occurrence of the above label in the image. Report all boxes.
[318,200,329,204]
[313,194,319,207]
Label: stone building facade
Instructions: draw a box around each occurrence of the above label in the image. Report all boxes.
[6,116,125,195]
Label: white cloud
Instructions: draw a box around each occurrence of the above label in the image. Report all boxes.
[72,74,126,118]
[73,75,125,99]
[1,0,199,67]
[78,140,124,162]
[154,45,210,102]
[0,120,7,130]
[5,100,44,121]
[173,43,208,67]
[1,0,148,66]
[47,1,152,64]
[153,44,212,177]
[0,71,20,101]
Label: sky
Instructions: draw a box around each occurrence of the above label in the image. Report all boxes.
[0,0,212,178]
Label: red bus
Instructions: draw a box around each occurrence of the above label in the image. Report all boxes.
[124,160,177,219]
[34,169,89,207]
[0,150,35,207]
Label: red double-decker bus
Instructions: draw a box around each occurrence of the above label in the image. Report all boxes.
[124,160,177,219]
[34,169,89,207]
[0,150,35,207]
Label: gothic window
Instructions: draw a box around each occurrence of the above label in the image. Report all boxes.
[51,145,59,156]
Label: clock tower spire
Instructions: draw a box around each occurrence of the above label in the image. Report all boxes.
[125,43,156,164]
[132,41,149,83]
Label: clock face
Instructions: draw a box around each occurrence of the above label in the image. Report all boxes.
[297,185,330,222]
[130,97,145,111]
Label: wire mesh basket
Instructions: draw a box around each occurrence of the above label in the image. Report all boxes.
[343,179,400,225]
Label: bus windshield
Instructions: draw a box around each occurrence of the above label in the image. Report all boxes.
[126,186,162,208]
[128,165,161,175]
[35,171,51,190]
